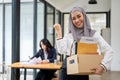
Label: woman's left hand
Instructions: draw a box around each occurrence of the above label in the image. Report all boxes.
[90,65,104,75]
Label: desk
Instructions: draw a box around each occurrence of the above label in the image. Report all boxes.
[10,62,62,80]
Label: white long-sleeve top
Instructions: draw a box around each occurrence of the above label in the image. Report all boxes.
[56,32,114,70]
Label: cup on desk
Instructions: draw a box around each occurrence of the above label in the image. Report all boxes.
[54,59,58,65]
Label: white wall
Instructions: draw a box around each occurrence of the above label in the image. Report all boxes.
[64,0,111,12]
[45,0,111,13]
[111,0,120,71]
[0,0,33,3]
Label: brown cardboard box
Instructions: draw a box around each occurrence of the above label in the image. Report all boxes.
[67,55,103,75]
[77,42,98,55]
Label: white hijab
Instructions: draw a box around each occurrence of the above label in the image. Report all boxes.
[68,7,96,42]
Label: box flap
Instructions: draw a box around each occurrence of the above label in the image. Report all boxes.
[80,37,97,44]
[77,42,98,54]
[67,55,79,74]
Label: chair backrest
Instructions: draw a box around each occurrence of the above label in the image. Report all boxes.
[57,53,64,62]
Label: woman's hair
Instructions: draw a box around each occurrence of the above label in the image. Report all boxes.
[39,38,53,54]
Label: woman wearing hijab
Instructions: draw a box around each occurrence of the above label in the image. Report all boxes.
[53,7,114,80]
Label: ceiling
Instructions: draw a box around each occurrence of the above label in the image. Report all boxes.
[45,0,111,13]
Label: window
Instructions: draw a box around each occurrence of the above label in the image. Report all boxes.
[37,2,44,51]
[0,4,3,72]
[46,4,54,45]
[87,13,106,34]
[64,14,69,35]
[20,3,34,61]
[5,4,12,65]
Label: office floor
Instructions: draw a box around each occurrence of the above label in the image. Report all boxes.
[0,71,120,80]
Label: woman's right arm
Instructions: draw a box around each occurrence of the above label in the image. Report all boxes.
[53,23,62,39]
[56,36,68,55]
[30,50,40,59]
[54,23,68,54]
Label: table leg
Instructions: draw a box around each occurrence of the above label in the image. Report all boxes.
[24,68,27,80]
[11,68,20,80]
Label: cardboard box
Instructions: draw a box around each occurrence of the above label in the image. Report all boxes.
[77,42,98,54]
[77,37,98,55]
[67,55,103,75]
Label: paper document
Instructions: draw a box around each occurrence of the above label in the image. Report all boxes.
[80,37,97,43]
[29,57,42,64]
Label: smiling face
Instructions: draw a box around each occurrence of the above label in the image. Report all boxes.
[71,11,84,28]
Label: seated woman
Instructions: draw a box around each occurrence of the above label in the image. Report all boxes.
[30,38,57,80]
